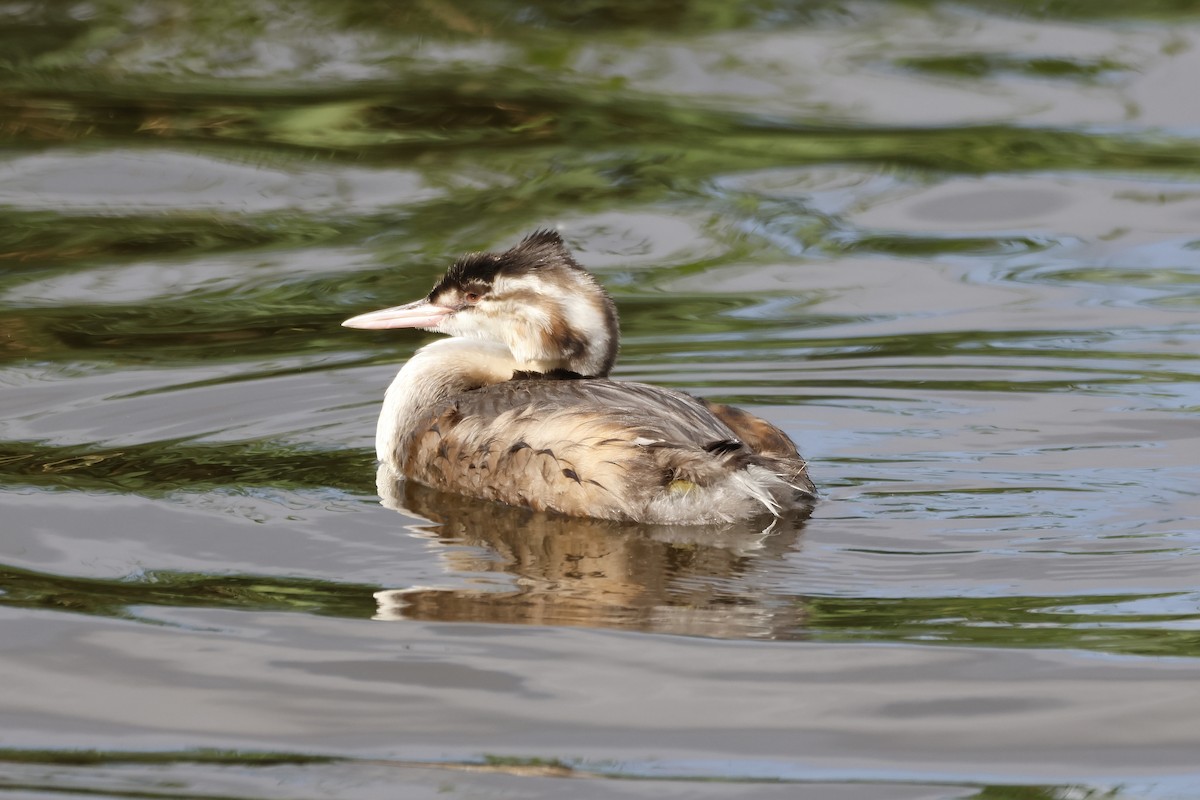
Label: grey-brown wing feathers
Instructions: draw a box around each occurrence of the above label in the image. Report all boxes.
[397,378,812,523]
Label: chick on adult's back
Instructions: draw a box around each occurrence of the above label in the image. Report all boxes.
[343,230,815,524]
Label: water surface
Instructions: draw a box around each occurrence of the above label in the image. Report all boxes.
[2,1,1200,798]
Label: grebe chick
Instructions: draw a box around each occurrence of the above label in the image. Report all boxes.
[343,230,815,525]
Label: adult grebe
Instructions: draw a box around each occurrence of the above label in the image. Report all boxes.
[343,230,815,524]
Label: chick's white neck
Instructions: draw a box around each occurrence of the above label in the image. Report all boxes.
[375,338,519,463]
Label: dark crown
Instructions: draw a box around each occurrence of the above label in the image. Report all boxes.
[434,230,580,295]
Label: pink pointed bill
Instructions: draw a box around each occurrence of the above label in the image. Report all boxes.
[341,300,453,330]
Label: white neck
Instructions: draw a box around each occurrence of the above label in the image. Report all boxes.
[375,338,519,464]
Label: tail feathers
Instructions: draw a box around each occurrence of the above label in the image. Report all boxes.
[729,468,783,517]
[646,443,813,523]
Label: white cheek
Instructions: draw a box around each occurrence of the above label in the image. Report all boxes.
[438,310,489,340]
[502,305,553,361]
[516,303,552,333]
[494,277,558,335]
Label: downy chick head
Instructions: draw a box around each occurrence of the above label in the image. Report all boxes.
[343,230,619,377]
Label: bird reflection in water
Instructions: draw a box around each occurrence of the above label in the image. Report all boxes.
[372,464,812,639]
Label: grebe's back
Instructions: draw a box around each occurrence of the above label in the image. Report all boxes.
[399,374,812,525]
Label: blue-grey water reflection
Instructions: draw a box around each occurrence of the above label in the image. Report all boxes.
[2,1,1199,798]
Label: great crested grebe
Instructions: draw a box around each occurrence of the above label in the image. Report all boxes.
[343,230,815,525]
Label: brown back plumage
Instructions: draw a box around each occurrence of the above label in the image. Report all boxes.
[395,377,814,524]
